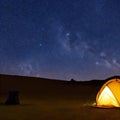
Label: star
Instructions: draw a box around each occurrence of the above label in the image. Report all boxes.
[39,43,42,47]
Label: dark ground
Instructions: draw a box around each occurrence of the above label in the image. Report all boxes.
[0,74,120,120]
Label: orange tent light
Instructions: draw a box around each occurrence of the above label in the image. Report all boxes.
[96,76,120,108]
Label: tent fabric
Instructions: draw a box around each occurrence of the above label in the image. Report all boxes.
[96,76,120,108]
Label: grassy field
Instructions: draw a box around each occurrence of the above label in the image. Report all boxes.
[0,74,120,120]
[0,97,120,120]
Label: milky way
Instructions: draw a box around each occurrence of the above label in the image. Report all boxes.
[0,0,120,80]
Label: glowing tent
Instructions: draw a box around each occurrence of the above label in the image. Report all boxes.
[96,76,120,108]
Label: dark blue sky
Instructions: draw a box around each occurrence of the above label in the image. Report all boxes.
[0,0,120,80]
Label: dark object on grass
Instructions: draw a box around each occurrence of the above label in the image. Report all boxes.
[5,91,20,105]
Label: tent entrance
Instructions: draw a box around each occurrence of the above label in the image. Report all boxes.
[97,86,119,107]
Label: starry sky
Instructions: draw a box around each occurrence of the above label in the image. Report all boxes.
[0,0,120,81]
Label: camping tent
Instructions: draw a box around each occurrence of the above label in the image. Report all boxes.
[96,76,120,108]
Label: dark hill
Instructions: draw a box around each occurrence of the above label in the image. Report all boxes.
[0,74,107,100]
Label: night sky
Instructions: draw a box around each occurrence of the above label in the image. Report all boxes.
[0,0,120,80]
